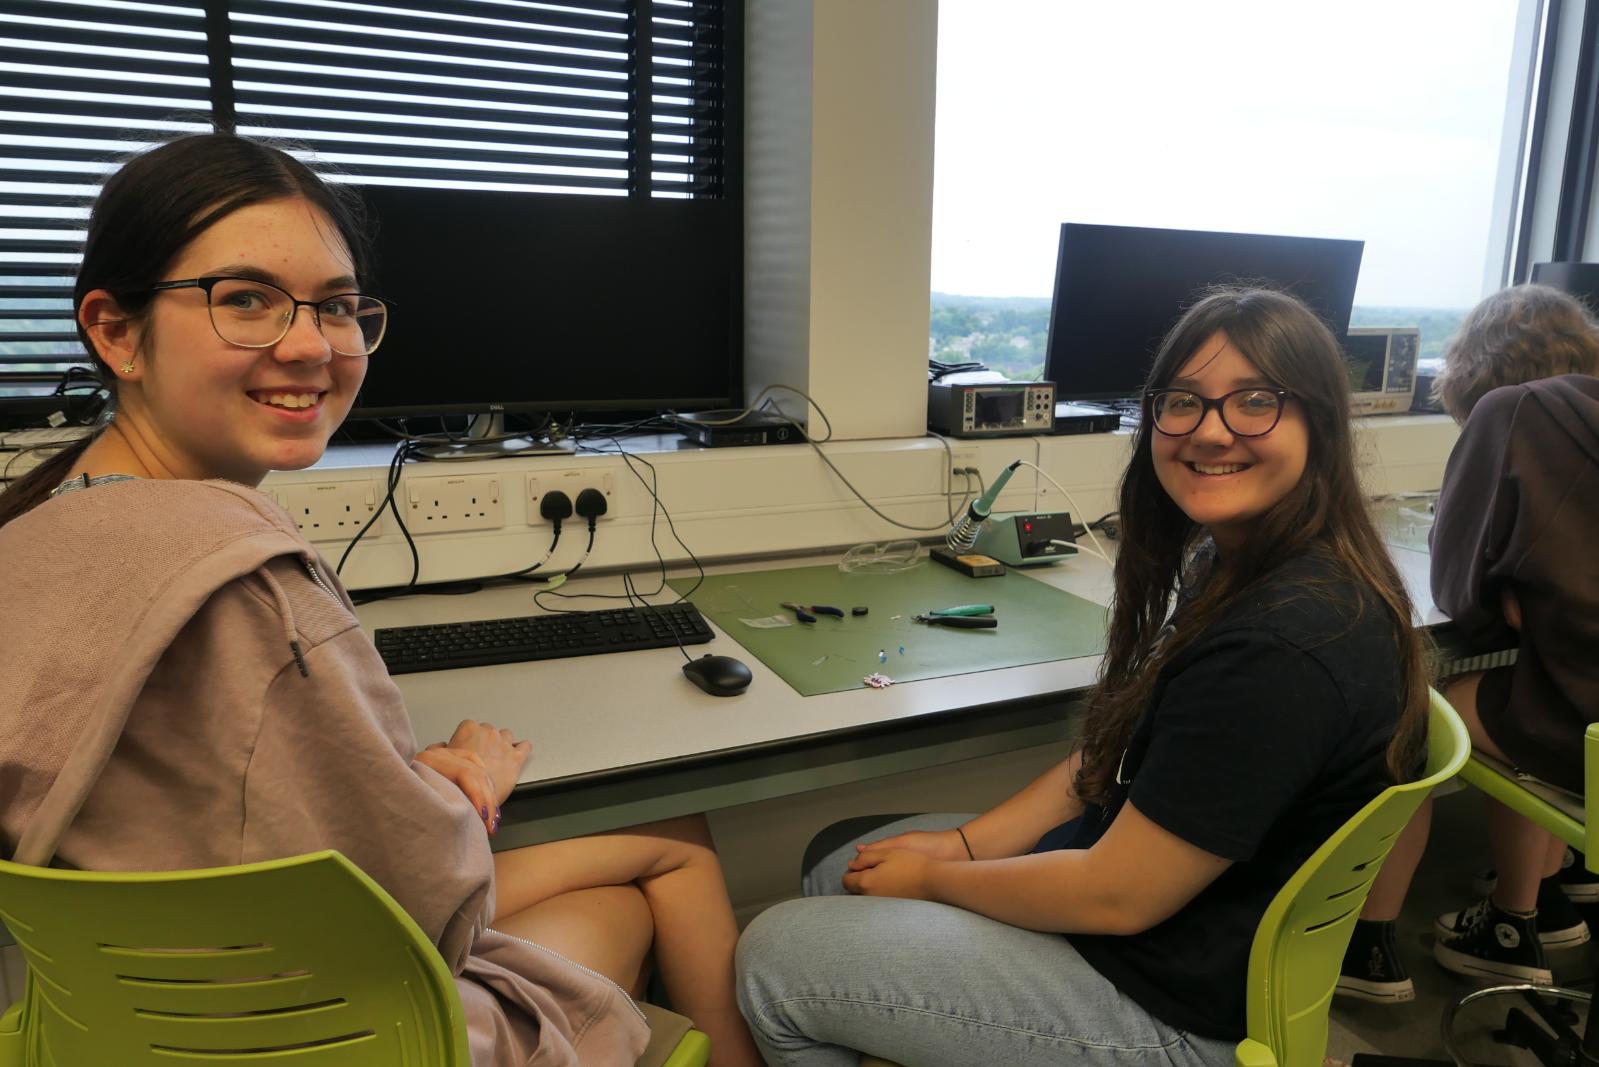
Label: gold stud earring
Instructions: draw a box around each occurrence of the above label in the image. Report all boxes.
[120,359,134,375]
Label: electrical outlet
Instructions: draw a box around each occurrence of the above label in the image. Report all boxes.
[405,474,504,534]
[270,480,389,543]
[527,469,615,524]
[949,448,981,478]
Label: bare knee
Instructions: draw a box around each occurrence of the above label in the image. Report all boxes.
[493,885,653,992]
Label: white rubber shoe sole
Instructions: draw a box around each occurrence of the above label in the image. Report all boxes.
[1333,975,1416,1004]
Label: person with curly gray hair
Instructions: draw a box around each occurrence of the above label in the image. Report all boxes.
[1339,283,1599,1003]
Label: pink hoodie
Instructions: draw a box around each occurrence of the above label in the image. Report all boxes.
[0,478,649,1067]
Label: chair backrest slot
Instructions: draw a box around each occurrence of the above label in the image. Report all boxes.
[1349,847,1389,872]
[99,943,269,957]
[116,969,311,987]
[149,1029,377,1056]
[0,904,34,935]
[1301,906,1357,935]
[135,997,348,1020]
[1322,877,1374,903]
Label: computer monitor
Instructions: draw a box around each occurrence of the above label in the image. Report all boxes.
[1530,261,1599,314]
[349,184,740,420]
[1042,223,1364,402]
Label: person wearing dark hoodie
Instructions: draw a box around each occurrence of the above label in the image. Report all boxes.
[0,134,763,1067]
[1338,284,1599,1003]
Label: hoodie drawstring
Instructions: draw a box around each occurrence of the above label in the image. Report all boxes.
[256,563,310,677]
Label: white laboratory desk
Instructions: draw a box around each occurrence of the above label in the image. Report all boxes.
[355,537,1449,848]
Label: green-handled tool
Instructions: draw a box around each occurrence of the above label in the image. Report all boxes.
[929,604,995,617]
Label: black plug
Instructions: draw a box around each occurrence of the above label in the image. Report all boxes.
[574,487,608,524]
[539,490,574,527]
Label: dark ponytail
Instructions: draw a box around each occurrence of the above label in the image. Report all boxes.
[0,132,369,528]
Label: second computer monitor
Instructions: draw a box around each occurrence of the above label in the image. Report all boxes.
[1043,223,1364,402]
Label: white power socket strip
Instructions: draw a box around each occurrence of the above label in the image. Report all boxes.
[269,480,388,543]
[405,474,504,534]
[527,469,614,524]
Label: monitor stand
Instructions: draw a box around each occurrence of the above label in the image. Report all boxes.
[414,413,570,461]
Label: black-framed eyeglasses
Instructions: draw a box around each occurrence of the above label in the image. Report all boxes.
[142,276,389,357]
[1145,387,1292,437]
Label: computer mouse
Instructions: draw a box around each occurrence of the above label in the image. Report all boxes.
[682,653,752,697]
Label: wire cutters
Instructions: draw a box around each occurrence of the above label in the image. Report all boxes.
[780,601,818,624]
[912,613,997,629]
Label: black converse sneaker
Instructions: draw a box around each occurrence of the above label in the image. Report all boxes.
[1535,877,1591,949]
[1336,919,1415,1003]
[1433,897,1551,984]
[1472,848,1599,904]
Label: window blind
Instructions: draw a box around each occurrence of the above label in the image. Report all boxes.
[0,0,729,393]
[230,0,725,196]
[0,0,212,393]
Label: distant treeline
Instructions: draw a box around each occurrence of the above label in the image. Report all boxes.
[930,292,1465,383]
[930,294,1052,381]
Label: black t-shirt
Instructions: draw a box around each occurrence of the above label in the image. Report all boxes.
[1052,552,1404,1041]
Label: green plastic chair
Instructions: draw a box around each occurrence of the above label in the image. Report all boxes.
[1454,722,1599,867]
[1424,721,1599,1067]
[857,691,1470,1067]
[1235,688,1470,1067]
[0,849,710,1067]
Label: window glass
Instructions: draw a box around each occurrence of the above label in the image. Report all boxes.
[930,0,1525,381]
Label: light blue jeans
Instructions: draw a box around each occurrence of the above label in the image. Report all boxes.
[735,814,1236,1067]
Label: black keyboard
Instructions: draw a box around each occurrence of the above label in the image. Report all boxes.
[373,602,714,675]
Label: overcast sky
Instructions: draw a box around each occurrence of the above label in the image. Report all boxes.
[931,0,1524,309]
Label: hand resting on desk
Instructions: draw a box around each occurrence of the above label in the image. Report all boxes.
[414,719,532,835]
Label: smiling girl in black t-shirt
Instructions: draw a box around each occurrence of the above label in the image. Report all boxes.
[735,288,1429,1067]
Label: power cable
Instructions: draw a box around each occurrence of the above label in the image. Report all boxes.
[671,383,974,533]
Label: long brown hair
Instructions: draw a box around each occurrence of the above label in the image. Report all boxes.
[0,133,369,528]
[1074,287,1429,805]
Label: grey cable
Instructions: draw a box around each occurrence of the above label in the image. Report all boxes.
[701,382,973,532]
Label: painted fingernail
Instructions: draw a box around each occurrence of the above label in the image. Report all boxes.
[490,815,501,834]
[495,806,502,823]
[480,804,489,821]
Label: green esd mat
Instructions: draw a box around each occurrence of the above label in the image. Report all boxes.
[669,561,1107,697]
[1370,496,1436,553]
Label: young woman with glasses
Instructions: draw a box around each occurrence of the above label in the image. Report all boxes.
[0,134,761,1067]
[736,288,1429,1067]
